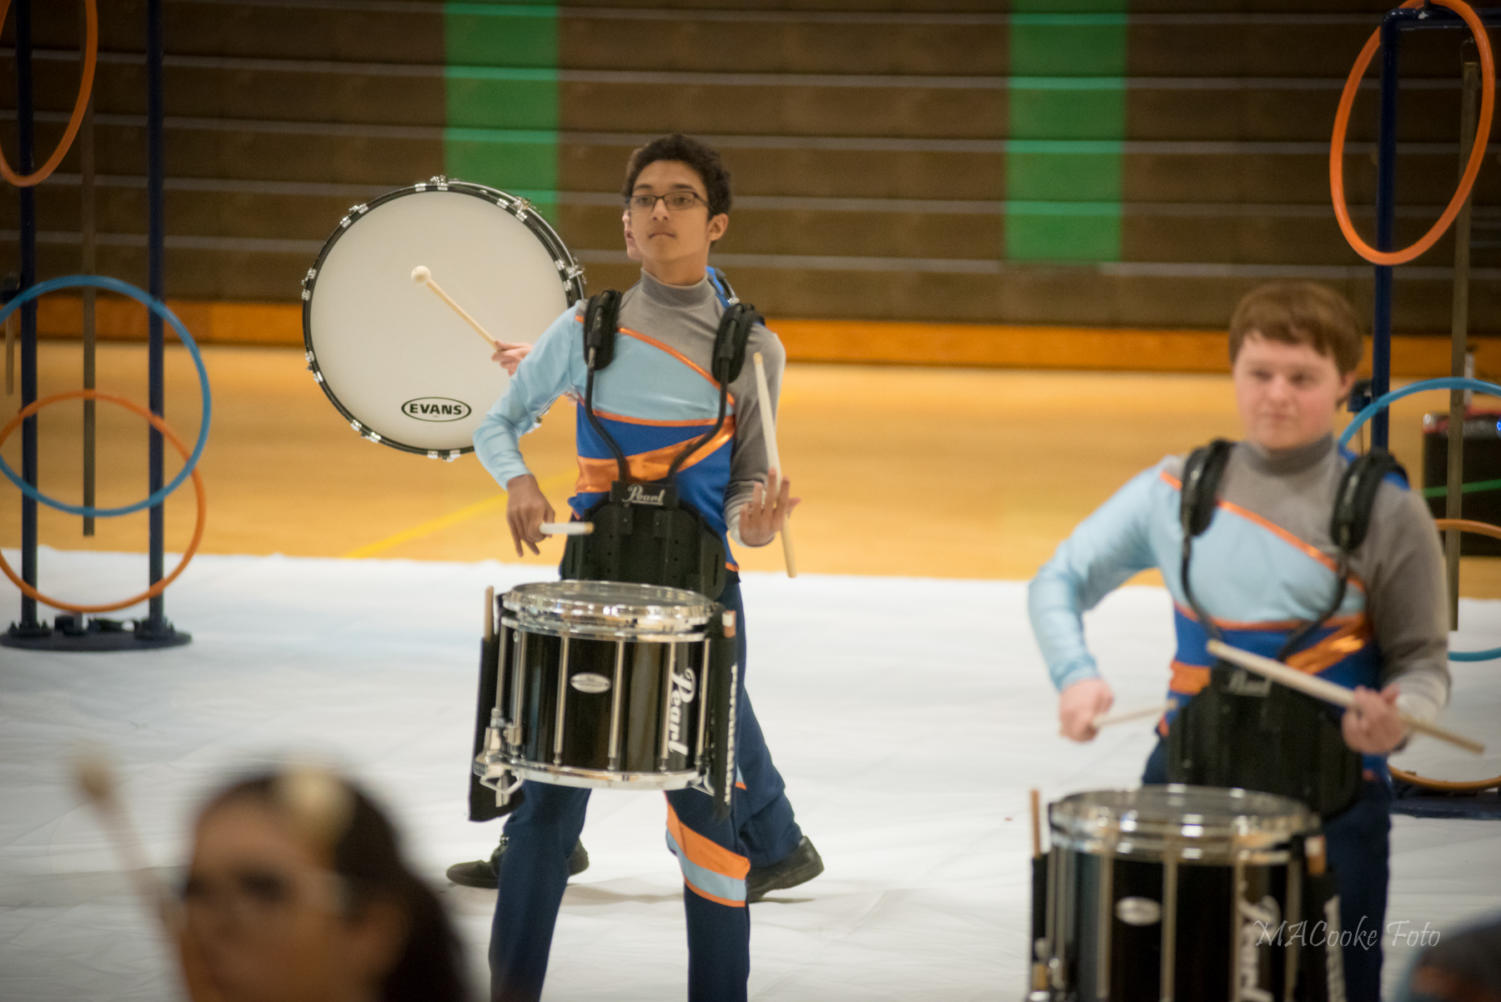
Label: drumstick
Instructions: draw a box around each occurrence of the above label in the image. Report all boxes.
[1205,639,1485,755]
[72,751,174,927]
[540,521,593,536]
[1028,788,1042,859]
[484,585,495,643]
[751,352,796,578]
[410,265,504,350]
[1091,701,1175,730]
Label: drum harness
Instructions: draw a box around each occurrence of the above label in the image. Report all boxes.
[551,290,763,817]
[1167,438,1406,819]
[561,289,760,599]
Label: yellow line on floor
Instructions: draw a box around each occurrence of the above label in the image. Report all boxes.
[342,471,578,559]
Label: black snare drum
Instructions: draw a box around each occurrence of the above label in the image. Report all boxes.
[475,581,737,810]
[1031,786,1343,1002]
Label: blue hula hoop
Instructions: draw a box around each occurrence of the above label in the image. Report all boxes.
[0,274,212,517]
[1336,375,1501,663]
[1337,376,1501,450]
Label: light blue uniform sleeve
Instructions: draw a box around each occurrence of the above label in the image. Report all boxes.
[471,307,582,488]
[1028,463,1167,691]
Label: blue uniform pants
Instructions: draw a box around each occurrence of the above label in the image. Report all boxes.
[489,575,794,1001]
[1143,741,1392,1001]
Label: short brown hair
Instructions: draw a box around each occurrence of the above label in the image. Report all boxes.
[1228,282,1364,375]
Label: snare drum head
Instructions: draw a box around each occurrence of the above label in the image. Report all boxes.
[303,182,584,456]
[1051,785,1316,859]
[503,580,717,635]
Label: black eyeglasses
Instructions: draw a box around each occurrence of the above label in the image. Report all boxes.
[627,191,709,213]
[177,865,348,925]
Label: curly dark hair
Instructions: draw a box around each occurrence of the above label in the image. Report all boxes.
[622,134,732,217]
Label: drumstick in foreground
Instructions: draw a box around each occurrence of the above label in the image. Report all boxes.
[73,750,174,927]
[1206,638,1485,754]
[1091,700,1176,730]
[410,265,503,350]
[751,352,797,578]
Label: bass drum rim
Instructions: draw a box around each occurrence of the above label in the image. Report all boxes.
[300,178,586,458]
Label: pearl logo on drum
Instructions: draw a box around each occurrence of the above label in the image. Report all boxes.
[569,673,611,695]
[401,397,473,422]
[666,667,697,757]
[1114,897,1161,927]
[1237,894,1281,1002]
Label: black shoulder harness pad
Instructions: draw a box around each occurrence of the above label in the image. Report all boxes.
[1179,438,1235,539]
[1331,448,1406,553]
[712,301,760,386]
[583,290,622,371]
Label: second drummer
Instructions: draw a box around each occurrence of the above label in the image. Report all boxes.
[472,133,798,1002]
[1027,281,1450,999]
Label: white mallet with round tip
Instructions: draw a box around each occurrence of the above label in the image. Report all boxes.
[410,264,505,350]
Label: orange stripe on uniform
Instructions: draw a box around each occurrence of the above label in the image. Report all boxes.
[1172,600,1366,635]
[665,802,750,880]
[1285,616,1372,674]
[618,326,736,403]
[1159,470,1367,592]
[574,418,736,496]
[1170,659,1211,696]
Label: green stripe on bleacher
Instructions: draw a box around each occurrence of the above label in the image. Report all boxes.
[442,128,559,222]
[442,3,560,224]
[443,2,559,68]
[1005,8,1126,263]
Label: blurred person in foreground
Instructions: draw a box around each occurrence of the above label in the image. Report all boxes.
[175,767,470,1002]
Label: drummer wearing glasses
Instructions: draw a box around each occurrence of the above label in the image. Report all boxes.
[471,134,807,1002]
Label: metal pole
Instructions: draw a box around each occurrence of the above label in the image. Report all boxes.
[14,0,43,633]
[1370,13,1402,451]
[145,0,167,628]
[81,0,98,538]
[1445,51,1479,628]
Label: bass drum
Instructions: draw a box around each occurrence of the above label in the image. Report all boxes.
[301,178,585,458]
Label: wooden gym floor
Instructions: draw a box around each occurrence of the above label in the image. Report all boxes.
[4,340,1500,600]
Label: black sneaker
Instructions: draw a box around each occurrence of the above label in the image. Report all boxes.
[445,836,590,889]
[746,837,823,903]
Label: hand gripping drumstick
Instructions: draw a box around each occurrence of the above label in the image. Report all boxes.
[1205,639,1486,755]
[410,265,506,350]
[751,352,797,578]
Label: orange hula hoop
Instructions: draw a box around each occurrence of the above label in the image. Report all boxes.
[0,390,206,613]
[1434,517,1501,543]
[0,0,98,188]
[1329,0,1495,266]
[1389,766,1499,792]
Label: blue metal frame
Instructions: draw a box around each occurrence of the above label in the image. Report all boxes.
[1368,4,1501,448]
[4,0,190,646]
[13,0,39,633]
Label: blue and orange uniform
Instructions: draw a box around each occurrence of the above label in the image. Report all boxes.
[473,269,799,1002]
[1030,435,1450,1000]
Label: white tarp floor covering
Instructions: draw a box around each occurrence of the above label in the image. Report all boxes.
[2,549,1498,1001]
